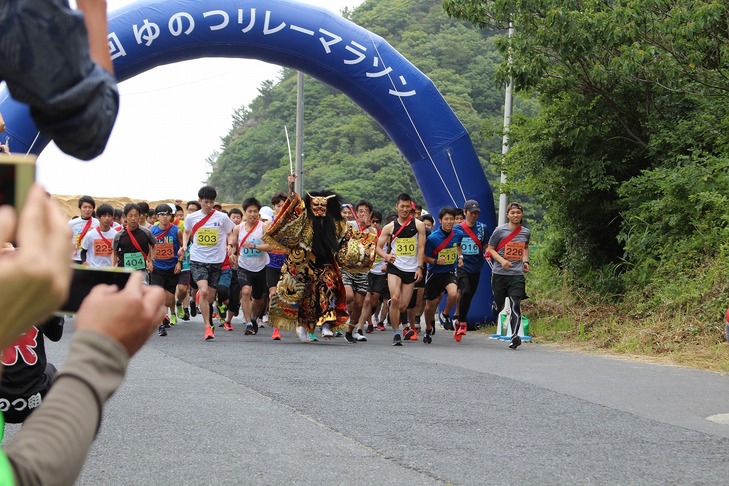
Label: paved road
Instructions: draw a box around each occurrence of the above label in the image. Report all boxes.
[7,315,729,485]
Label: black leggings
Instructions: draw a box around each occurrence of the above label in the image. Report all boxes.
[458,271,480,318]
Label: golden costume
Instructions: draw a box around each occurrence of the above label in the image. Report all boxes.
[262,192,376,333]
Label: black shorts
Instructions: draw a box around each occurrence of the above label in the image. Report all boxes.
[149,267,180,294]
[386,263,416,285]
[177,270,191,287]
[368,272,389,297]
[491,273,528,304]
[238,267,267,300]
[424,271,458,301]
[190,261,222,288]
[266,266,282,289]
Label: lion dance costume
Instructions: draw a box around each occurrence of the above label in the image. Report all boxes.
[262,190,376,341]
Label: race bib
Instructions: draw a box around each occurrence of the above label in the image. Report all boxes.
[197,228,218,246]
[395,237,417,257]
[93,239,112,257]
[124,252,146,270]
[240,247,262,258]
[156,242,174,260]
[461,239,480,256]
[504,241,526,260]
[439,246,458,265]
[73,233,81,249]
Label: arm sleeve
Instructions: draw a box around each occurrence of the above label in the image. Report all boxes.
[0,0,119,160]
[4,331,129,486]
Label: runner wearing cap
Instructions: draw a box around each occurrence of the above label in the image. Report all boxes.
[150,204,183,336]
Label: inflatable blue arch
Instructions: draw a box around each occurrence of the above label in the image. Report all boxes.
[0,0,499,324]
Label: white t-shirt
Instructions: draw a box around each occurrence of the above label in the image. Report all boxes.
[68,217,99,261]
[81,226,117,267]
[185,210,235,264]
[237,221,269,272]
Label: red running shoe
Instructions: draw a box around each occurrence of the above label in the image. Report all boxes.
[272,328,282,340]
[223,321,234,331]
[456,323,467,336]
[204,325,215,341]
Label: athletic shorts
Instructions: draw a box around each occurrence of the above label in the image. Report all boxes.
[424,271,458,301]
[266,266,282,289]
[218,268,232,289]
[368,272,389,297]
[237,267,267,300]
[177,270,191,287]
[149,267,180,294]
[386,263,416,285]
[491,273,528,303]
[190,261,222,288]
[341,269,368,295]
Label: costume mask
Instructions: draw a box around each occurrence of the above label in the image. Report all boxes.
[307,193,335,217]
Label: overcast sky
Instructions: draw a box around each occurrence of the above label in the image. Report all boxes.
[37,0,363,202]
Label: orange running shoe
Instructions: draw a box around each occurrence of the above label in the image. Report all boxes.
[456,323,467,336]
[409,329,419,341]
[223,321,234,331]
[272,328,282,340]
[204,325,215,341]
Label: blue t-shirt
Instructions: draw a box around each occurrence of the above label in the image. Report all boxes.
[150,224,181,271]
[425,226,464,274]
[459,221,489,273]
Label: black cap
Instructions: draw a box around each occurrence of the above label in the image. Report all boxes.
[464,200,480,212]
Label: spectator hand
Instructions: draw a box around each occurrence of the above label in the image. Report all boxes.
[0,185,72,349]
[75,271,165,357]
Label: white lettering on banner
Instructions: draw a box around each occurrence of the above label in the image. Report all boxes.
[263,10,286,35]
[109,6,419,98]
[169,12,195,36]
[238,8,256,33]
[108,32,127,60]
[204,10,229,31]
[133,19,161,46]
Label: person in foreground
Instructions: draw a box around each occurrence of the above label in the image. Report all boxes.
[0,185,166,485]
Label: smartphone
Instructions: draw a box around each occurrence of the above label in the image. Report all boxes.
[59,265,134,314]
[0,154,36,213]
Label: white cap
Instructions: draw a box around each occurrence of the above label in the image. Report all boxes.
[260,206,274,221]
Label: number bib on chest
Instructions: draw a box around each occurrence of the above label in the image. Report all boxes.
[395,237,417,257]
[94,239,112,257]
[124,252,146,270]
[156,242,174,260]
[504,241,526,260]
[240,247,262,258]
[461,239,480,255]
[439,246,458,265]
[196,228,217,246]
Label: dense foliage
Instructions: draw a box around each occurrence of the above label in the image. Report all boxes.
[207,0,510,213]
[443,0,729,321]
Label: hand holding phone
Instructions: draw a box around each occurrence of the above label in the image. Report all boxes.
[59,265,135,314]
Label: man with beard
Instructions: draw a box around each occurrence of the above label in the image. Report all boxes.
[262,175,376,342]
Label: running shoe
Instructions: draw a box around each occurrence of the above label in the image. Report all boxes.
[163,315,171,328]
[244,324,255,335]
[176,304,185,319]
[365,323,374,334]
[456,322,467,336]
[271,328,281,340]
[169,313,178,326]
[392,334,402,346]
[439,312,454,331]
[204,325,214,341]
[252,320,259,334]
[453,329,463,342]
[223,321,234,331]
[190,303,197,318]
[354,330,367,342]
[158,325,167,337]
[307,332,319,342]
[509,335,522,350]
[403,327,415,340]
[344,332,356,343]
[334,330,343,337]
[218,303,227,316]
[321,323,334,338]
[376,323,387,332]
[423,332,432,344]
[297,326,309,342]
[182,309,190,321]
[409,329,419,341]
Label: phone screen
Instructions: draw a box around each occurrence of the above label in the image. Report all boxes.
[0,155,36,212]
[59,265,134,314]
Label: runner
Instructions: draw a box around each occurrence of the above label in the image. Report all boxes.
[68,195,98,263]
[149,204,183,336]
[358,210,389,335]
[485,202,531,350]
[111,203,156,274]
[422,207,464,343]
[376,194,426,346]
[180,186,235,341]
[454,199,489,332]
[80,203,116,268]
[230,197,270,335]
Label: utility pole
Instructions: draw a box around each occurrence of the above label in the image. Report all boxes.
[295,71,304,195]
[499,24,514,226]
